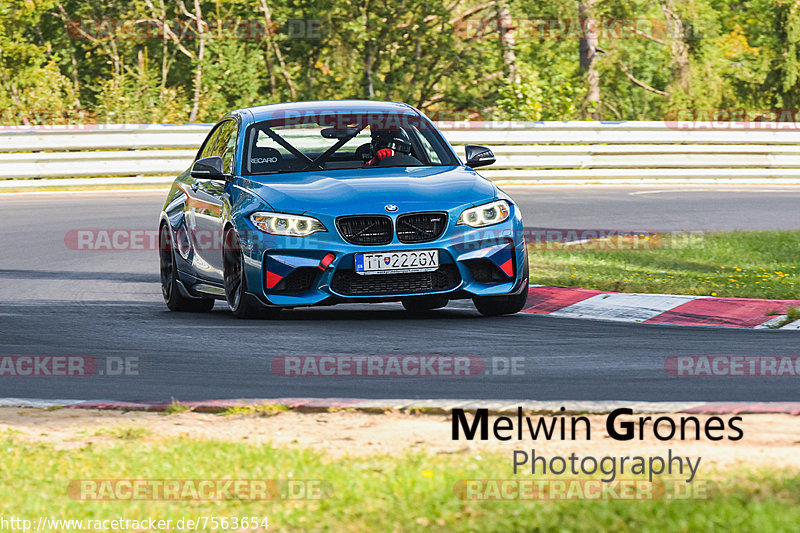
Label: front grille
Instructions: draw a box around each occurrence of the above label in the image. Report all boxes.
[396,212,447,243]
[336,215,393,245]
[331,264,460,296]
[271,267,318,293]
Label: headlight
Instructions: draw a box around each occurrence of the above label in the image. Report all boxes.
[249,212,327,237]
[457,200,510,227]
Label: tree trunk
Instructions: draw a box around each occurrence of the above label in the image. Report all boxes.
[158,0,169,89]
[579,0,600,119]
[188,0,205,122]
[364,51,375,98]
[660,0,690,93]
[259,0,296,100]
[496,0,518,84]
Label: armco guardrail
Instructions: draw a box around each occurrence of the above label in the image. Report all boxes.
[3,121,800,187]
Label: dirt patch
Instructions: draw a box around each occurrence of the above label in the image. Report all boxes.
[1,407,798,471]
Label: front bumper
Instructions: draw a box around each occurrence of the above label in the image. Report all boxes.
[238,215,527,308]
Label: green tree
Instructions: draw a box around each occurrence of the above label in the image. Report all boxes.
[0,0,80,124]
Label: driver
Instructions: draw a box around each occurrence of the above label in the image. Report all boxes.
[364,128,422,167]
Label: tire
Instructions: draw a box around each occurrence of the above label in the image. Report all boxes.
[223,227,280,320]
[401,295,449,312]
[159,225,214,312]
[472,279,529,317]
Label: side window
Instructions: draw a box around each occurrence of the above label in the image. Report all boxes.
[198,119,238,174]
[217,120,237,174]
[412,125,441,164]
[199,124,223,159]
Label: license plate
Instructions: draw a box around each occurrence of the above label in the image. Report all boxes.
[355,250,439,275]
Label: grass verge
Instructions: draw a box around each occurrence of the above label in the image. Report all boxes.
[529,230,800,300]
[221,403,289,417]
[165,400,192,415]
[1,436,799,532]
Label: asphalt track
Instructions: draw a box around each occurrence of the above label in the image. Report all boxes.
[0,186,798,403]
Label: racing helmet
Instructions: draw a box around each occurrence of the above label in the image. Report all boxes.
[370,128,412,155]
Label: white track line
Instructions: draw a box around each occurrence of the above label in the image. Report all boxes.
[754,315,788,329]
[0,188,169,197]
[549,293,697,323]
[0,398,84,408]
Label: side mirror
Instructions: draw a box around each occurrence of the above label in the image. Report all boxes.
[464,145,496,168]
[191,156,228,180]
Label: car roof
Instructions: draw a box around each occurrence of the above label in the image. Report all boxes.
[230,100,421,124]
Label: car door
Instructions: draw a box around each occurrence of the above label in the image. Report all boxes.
[187,119,238,281]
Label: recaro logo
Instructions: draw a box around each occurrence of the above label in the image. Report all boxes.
[251,157,278,164]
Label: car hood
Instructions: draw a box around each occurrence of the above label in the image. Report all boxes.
[239,166,498,215]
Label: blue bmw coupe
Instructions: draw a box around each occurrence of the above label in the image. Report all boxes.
[159,100,528,318]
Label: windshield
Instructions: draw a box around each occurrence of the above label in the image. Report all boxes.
[242,112,458,175]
